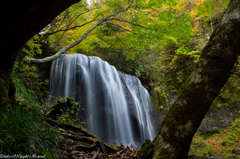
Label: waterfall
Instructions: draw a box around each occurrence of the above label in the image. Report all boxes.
[48,54,156,147]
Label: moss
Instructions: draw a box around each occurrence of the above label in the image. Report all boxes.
[47,97,80,120]
[138,139,154,159]
[225,0,238,15]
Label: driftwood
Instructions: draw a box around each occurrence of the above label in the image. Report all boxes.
[45,118,139,159]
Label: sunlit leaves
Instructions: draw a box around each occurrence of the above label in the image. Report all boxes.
[43,0,228,99]
[22,35,43,58]
[136,0,176,8]
[155,10,193,47]
[103,0,125,10]
[196,0,230,33]
[45,0,180,59]
[174,45,200,62]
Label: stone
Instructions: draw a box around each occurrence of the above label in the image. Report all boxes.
[138,139,154,159]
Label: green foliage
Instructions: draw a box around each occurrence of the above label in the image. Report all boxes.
[13,61,49,104]
[40,0,194,105]
[0,60,63,155]
[22,35,44,58]
[49,96,85,126]
[159,105,164,110]
[40,148,61,159]
[57,106,85,126]
[190,118,240,158]
[45,0,180,58]
[197,0,231,20]
[41,149,54,159]
[212,71,240,109]
[0,90,63,155]
[42,0,234,112]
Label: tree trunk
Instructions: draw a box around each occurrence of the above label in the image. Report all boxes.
[0,0,80,112]
[151,0,240,158]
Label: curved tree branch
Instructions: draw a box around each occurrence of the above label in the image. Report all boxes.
[107,18,157,31]
[231,71,240,76]
[43,19,97,36]
[26,0,135,64]
[43,8,99,36]
[101,22,135,33]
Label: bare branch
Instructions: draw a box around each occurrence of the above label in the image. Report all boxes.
[25,0,135,64]
[100,0,135,21]
[107,18,157,31]
[43,19,97,36]
[62,9,95,29]
[48,10,104,50]
[101,22,135,33]
[53,13,68,33]
[43,8,98,36]
[231,71,240,76]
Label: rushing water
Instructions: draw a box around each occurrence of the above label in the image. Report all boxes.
[48,54,156,147]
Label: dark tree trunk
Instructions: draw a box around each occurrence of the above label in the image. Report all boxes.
[151,0,240,158]
[0,0,80,111]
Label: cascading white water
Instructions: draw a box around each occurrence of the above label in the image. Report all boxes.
[48,54,156,147]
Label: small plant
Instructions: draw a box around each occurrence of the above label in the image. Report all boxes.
[228,134,236,140]
[0,103,63,155]
[159,105,164,110]
[41,149,54,159]
[48,97,85,126]
[0,61,63,155]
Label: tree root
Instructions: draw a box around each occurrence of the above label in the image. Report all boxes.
[46,118,95,138]
[46,118,139,158]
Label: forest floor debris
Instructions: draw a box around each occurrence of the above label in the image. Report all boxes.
[189,119,240,158]
[46,118,139,159]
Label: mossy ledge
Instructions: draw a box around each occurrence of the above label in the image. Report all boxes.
[138,139,154,159]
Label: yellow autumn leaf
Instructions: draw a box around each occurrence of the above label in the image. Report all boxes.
[72,146,76,151]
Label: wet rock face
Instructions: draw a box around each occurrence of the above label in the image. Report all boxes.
[197,105,239,134]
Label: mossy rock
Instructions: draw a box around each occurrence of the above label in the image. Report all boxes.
[47,97,79,120]
[138,139,154,159]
